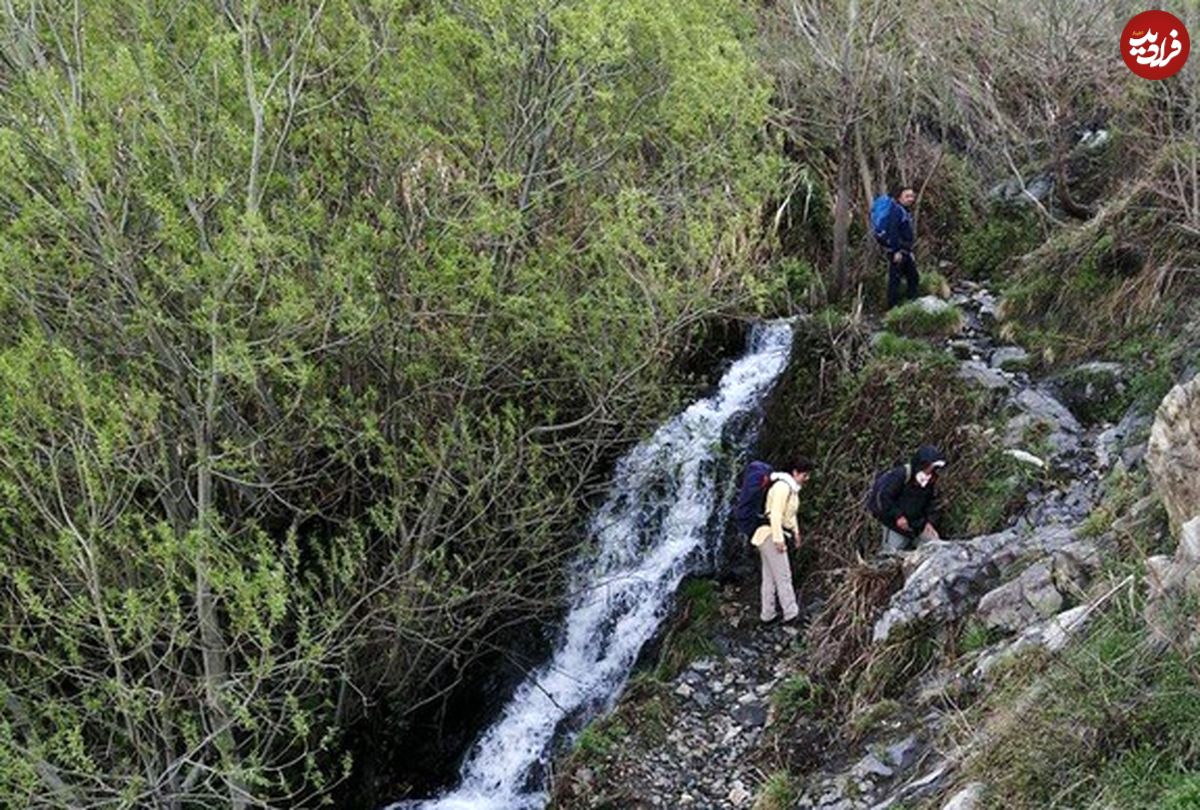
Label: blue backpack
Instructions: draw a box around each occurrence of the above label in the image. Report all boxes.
[733,460,774,536]
[870,195,897,247]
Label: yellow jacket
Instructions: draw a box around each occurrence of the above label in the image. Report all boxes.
[750,476,801,548]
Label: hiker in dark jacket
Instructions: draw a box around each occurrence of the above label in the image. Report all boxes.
[871,445,946,552]
[883,187,918,309]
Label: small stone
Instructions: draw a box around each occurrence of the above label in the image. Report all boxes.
[727,779,752,806]
[674,683,694,699]
[1005,448,1046,469]
[731,702,767,728]
[942,781,986,810]
[886,735,921,770]
[853,752,894,779]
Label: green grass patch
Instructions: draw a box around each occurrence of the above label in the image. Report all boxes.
[872,331,933,359]
[960,582,1200,809]
[847,698,902,738]
[883,300,964,338]
[959,619,998,655]
[654,578,720,680]
[771,673,822,720]
[753,771,797,810]
[574,717,629,761]
[919,270,951,299]
[953,448,1042,537]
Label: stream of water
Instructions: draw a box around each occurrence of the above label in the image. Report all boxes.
[387,321,794,810]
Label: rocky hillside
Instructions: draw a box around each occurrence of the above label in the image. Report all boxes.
[549,274,1199,809]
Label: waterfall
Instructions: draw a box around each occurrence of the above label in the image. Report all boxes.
[387,321,794,810]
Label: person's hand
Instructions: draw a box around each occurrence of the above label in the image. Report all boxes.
[922,524,940,541]
[774,540,787,552]
[793,534,802,551]
[896,515,910,532]
[893,251,903,263]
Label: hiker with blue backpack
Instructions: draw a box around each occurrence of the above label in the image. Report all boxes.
[734,456,813,625]
[871,187,919,309]
[866,445,946,552]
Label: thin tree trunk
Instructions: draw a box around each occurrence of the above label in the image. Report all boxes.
[832,125,854,298]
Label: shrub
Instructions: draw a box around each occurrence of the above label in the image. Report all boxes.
[955,209,1041,279]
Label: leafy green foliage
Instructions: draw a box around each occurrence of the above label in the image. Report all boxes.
[0,1,779,805]
[956,209,1041,279]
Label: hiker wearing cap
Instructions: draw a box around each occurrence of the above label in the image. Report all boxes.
[748,456,813,624]
[866,445,946,552]
[871,186,918,309]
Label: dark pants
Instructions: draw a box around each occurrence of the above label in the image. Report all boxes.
[886,252,919,309]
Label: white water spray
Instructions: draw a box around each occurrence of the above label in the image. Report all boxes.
[388,321,793,810]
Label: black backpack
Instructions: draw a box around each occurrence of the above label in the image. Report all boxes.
[865,463,910,520]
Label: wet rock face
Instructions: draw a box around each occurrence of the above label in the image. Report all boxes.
[1146,375,1200,534]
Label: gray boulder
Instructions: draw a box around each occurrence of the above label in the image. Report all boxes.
[957,360,1010,394]
[1145,516,1200,647]
[975,561,1062,634]
[1004,388,1082,459]
[974,602,1099,679]
[873,526,1077,642]
[990,346,1030,371]
[1146,375,1200,535]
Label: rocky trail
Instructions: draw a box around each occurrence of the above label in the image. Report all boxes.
[551,283,1154,810]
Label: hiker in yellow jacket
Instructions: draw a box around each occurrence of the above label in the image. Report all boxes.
[750,456,812,625]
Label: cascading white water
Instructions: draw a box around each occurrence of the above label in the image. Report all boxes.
[388,321,794,810]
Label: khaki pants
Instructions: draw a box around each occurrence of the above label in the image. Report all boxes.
[758,541,799,622]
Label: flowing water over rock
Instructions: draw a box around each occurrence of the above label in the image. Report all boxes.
[387,321,795,810]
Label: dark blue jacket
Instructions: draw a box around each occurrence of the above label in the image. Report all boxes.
[872,445,943,536]
[882,200,914,253]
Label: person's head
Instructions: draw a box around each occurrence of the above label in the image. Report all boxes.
[788,455,814,486]
[910,445,946,488]
[895,186,916,208]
